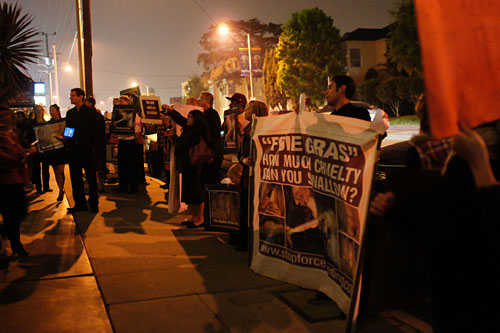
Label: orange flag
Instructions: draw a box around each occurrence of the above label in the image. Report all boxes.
[414,1,500,138]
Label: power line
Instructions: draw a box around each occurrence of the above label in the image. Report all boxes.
[93,68,192,78]
[192,0,215,24]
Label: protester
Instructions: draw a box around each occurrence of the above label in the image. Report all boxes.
[85,97,107,193]
[237,100,269,250]
[65,88,100,213]
[198,91,222,185]
[45,104,68,201]
[31,104,51,193]
[112,95,142,194]
[0,106,36,256]
[168,109,212,227]
[225,92,247,148]
[325,75,370,121]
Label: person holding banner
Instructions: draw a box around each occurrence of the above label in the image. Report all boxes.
[46,104,68,201]
[238,100,269,250]
[325,75,370,121]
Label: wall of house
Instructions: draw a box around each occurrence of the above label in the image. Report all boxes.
[343,39,387,86]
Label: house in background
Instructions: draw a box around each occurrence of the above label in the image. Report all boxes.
[342,25,391,86]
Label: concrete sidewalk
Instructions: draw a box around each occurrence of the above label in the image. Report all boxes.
[0,169,430,332]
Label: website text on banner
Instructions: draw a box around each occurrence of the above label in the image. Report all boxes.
[250,112,379,314]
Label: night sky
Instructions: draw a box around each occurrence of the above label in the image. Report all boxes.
[10,0,397,111]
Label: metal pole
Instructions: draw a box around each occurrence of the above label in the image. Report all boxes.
[247,33,254,99]
[48,71,53,106]
[82,0,93,96]
[75,0,85,89]
[53,43,60,106]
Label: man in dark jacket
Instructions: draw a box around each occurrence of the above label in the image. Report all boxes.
[65,88,100,213]
[325,75,371,121]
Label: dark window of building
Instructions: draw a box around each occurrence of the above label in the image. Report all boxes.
[349,48,361,67]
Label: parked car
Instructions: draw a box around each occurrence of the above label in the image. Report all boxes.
[318,101,386,121]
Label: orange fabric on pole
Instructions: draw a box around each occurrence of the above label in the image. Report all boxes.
[414,1,500,139]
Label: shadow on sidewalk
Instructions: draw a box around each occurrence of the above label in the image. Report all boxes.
[1,218,85,304]
[169,226,295,332]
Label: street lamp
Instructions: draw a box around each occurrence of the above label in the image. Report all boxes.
[217,23,254,99]
[130,80,150,96]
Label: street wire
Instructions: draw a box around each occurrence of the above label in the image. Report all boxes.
[93,68,191,78]
[192,0,215,24]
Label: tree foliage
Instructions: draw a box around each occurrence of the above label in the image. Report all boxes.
[197,19,281,90]
[357,78,382,107]
[262,48,287,110]
[386,0,422,77]
[183,75,207,101]
[0,3,40,104]
[276,7,344,106]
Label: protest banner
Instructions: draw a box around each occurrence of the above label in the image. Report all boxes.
[139,95,162,124]
[33,119,66,153]
[250,111,379,316]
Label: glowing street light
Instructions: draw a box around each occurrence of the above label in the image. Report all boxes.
[217,22,254,99]
[63,63,73,72]
[130,80,150,95]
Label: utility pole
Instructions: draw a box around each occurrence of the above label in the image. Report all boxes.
[75,0,85,89]
[82,0,93,97]
[40,32,56,105]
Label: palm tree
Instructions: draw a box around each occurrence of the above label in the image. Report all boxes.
[0,2,40,106]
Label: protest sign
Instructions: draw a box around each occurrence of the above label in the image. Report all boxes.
[111,105,136,135]
[250,111,379,315]
[223,108,239,153]
[139,96,162,124]
[206,184,241,232]
[414,1,500,138]
[33,119,66,153]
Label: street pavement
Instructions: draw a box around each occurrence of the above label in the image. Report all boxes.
[0,168,431,332]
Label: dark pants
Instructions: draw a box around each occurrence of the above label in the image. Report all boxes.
[201,159,222,223]
[0,184,27,249]
[68,147,98,209]
[31,154,50,191]
[136,143,145,183]
[118,140,139,191]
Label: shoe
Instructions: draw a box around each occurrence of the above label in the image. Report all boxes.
[57,190,65,202]
[112,187,127,193]
[89,206,98,214]
[181,220,194,225]
[12,244,29,256]
[187,222,204,229]
[44,188,53,193]
[67,206,88,213]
